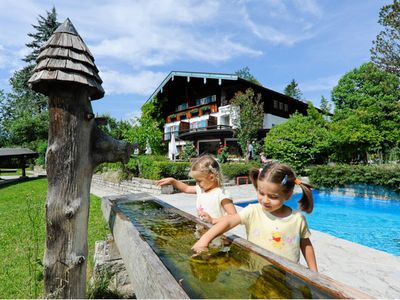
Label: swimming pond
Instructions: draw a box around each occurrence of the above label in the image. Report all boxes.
[236,190,400,256]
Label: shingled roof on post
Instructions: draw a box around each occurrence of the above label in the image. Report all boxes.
[28,18,104,100]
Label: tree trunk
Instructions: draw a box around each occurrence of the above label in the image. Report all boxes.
[44,88,131,298]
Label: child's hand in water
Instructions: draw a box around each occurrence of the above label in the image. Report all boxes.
[192,239,209,254]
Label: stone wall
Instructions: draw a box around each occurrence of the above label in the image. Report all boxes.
[92,173,175,194]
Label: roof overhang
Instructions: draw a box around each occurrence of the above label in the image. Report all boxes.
[178,128,235,141]
[147,71,238,102]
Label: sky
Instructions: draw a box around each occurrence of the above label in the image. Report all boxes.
[0,0,390,121]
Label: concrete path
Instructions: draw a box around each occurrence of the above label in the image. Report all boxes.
[91,182,400,299]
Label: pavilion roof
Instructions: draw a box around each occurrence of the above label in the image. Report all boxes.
[0,148,39,159]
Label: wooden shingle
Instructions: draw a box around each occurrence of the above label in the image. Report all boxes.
[28,18,104,100]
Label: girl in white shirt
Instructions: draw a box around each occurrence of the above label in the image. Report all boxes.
[156,155,237,224]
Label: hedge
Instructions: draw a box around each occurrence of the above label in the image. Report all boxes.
[308,164,400,192]
[97,156,262,181]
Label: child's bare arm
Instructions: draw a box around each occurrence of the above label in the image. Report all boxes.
[192,214,241,253]
[221,198,237,215]
[155,177,196,194]
[300,238,318,272]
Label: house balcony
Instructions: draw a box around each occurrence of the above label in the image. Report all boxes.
[166,103,218,123]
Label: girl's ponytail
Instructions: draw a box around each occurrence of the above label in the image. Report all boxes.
[249,168,261,189]
[297,181,314,213]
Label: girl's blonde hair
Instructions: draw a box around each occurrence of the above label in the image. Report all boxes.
[249,161,314,213]
[189,155,223,186]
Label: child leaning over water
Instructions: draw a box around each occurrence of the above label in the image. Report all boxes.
[156,155,237,224]
[192,161,318,272]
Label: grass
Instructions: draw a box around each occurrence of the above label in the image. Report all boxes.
[0,178,110,299]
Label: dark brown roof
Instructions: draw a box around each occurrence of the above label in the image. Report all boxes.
[0,148,39,158]
[28,18,104,100]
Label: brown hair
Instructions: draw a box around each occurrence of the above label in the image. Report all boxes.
[189,155,223,186]
[249,161,313,213]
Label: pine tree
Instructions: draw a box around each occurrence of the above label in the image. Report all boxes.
[0,7,60,156]
[370,0,400,77]
[235,66,262,86]
[24,6,60,64]
[283,79,303,100]
[320,95,332,115]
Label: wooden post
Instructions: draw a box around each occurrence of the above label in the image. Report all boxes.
[28,19,132,298]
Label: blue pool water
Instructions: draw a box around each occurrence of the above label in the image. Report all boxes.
[236,191,400,256]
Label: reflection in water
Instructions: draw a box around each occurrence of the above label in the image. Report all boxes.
[118,200,333,299]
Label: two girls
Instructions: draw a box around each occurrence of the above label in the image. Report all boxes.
[192,161,318,271]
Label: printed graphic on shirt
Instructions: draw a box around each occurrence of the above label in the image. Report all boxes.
[268,226,299,249]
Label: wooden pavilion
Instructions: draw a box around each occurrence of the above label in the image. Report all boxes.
[0,148,38,177]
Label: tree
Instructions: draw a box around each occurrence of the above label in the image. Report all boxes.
[331,62,400,162]
[235,67,262,85]
[0,7,60,160]
[284,79,303,100]
[124,98,165,154]
[319,95,332,115]
[370,0,400,77]
[24,6,60,64]
[230,88,264,159]
[329,111,383,163]
[264,109,330,172]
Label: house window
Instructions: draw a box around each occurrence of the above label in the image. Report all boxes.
[279,102,284,110]
[274,100,278,109]
[284,103,288,112]
[177,103,188,111]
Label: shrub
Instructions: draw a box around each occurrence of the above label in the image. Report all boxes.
[308,164,400,192]
[221,163,260,180]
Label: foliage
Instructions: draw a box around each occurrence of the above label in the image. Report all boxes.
[0,178,109,298]
[180,142,197,161]
[119,155,190,180]
[217,146,229,163]
[308,164,400,192]
[87,268,120,299]
[234,66,262,86]
[331,62,400,162]
[124,98,165,154]
[329,112,383,163]
[220,162,260,180]
[96,113,133,140]
[229,88,264,158]
[370,0,400,77]
[264,109,330,173]
[0,7,60,160]
[319,96,332,115]
[283,79,303,100]
[24,7,60,64]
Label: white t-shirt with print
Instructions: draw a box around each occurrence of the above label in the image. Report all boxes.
[195,185,232,218]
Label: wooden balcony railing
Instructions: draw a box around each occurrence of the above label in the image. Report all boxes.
[166,103,218,123]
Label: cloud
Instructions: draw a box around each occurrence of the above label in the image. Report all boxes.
[100,69,167,96]
[300,75,341,93]
[240,0,322,46]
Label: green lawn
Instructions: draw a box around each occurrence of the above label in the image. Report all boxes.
[0,178,110,299]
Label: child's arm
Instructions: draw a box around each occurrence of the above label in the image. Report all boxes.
[300,238,318,272]
[155,177,196,194]
[192,214,241,253]
[197,199,237,224]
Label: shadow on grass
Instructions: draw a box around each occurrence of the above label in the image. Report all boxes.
[0,175,47,189]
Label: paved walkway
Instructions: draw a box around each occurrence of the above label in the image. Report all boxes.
[91,182,400,299]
